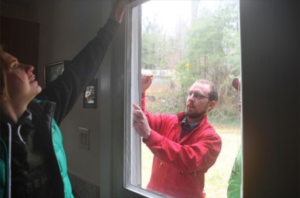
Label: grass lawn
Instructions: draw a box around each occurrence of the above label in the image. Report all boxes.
[141,125,241,198]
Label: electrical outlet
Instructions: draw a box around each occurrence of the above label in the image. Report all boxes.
[79,127,90,150]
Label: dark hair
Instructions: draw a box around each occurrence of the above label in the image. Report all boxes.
[194,79,218,102]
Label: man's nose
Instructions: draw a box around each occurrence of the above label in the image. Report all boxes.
[187,93,195,101]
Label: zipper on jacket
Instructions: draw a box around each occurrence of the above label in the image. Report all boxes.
[157,158,164,168]
[7,123,12,198]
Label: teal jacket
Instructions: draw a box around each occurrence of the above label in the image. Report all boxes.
[227,146,242,198]
[0,139,7,198]
[0,18,119,198]
[0,100,73,198]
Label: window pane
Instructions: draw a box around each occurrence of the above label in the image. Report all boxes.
[139,1,241,197]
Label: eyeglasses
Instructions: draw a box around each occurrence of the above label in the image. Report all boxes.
[186,91,209,100]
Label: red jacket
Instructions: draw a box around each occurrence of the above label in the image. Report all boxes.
[142,93,222,198]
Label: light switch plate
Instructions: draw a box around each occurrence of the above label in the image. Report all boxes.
[79,127,90,150]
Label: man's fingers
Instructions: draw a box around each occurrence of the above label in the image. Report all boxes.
[132,103,143,121]
[132,103,145,125]
[132,103,141,110]
[142,74,153,78]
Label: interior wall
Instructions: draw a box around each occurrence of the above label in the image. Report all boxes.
[240,0,299,197]
[0,1,38,22]
[35,0,112,185]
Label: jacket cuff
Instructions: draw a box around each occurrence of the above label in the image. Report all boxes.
[141,93,146,111]
[144,130,162,148]
[102,18,120,35]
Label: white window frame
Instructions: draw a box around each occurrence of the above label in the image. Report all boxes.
[123,1,166,197]
[99,1,166,198]
[124,1,142,188]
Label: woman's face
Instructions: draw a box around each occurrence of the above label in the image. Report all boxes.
[0,51,41,103]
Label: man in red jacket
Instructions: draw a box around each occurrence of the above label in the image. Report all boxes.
[133,75,222,198]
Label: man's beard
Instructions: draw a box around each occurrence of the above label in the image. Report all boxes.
[185,110,206,120]
[185,101,209,120]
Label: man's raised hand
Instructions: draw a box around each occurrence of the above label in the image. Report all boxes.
[141,74,153,94]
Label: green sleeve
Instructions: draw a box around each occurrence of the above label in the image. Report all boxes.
[0,138,7,198]
[227,146,242,198]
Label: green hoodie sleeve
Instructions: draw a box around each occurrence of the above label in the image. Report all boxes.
[227,146,242,198]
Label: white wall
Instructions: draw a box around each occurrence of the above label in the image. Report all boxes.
[35,0,113,185]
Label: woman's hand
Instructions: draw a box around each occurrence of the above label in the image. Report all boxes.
[110,0,135,24]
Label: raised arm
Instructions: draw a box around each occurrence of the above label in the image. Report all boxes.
[36,0,131,125]
[141,74,153,94]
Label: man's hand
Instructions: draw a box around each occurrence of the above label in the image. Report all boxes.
[132,103,151,140]
[110,0,135,24]
[141,74,153,94]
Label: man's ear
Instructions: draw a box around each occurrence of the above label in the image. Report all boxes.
[232,78,240,91]
[208,100,216,112]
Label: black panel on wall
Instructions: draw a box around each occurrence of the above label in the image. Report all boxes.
[240,0,299,198]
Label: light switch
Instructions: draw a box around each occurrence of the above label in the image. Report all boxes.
[79,127,90,150]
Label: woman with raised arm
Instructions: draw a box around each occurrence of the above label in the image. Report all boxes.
[0,1,132,197]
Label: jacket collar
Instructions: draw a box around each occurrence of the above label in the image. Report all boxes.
[177,112,208,127]
[0,109,32,128]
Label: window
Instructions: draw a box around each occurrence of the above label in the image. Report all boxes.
[124,0,242,197]
[99,1,299,198]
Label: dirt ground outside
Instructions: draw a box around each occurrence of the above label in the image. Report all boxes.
[141,125,241,198]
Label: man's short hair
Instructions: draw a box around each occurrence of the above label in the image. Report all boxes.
[194,79,218,102]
